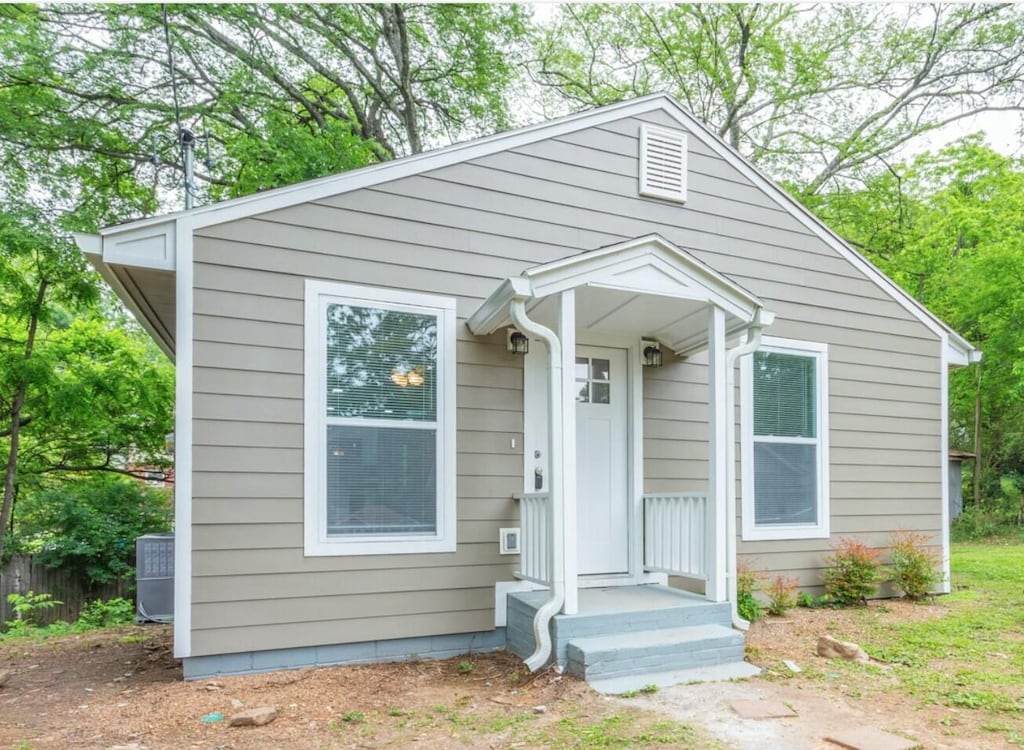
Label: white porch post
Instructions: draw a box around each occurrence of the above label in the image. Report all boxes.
[558,289,578,615]
[706,306,728,602]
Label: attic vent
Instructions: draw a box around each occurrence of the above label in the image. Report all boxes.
[639,123,688,203]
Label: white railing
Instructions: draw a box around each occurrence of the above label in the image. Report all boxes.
[643,492,708,581]
[514,492,551,585]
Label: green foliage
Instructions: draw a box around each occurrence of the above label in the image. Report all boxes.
[822,538,882,606]
[5,590,60,630]
[535,4,1024,192]
[736,559,763,622]
[77,597,135,628]
[764,575,800,616]
[9,476,171,587]
[887,531,942,600]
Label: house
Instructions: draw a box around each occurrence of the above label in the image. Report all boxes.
[75,94,979,688]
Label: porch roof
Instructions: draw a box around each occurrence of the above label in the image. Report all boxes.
[467,235,767,355]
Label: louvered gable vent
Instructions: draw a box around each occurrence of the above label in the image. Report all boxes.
[639,123,687,203]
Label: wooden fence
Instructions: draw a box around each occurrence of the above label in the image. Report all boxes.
[0,555,130,626]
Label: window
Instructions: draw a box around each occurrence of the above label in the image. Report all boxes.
[741,338,829,541]
[304,280,456,556]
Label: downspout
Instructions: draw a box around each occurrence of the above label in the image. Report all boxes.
[724,309,771,630]
[510,298,565,671]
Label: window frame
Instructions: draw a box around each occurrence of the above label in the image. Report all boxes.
[740,336,830,541]
[303,280,457,556]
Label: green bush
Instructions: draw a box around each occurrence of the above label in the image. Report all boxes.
[10,476,171,588]
[78,598,135,628]
[822,537,882,606]
[736,559,763,622]
[888,531,942,600]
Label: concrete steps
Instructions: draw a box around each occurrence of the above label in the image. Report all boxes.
[506,585,758,692]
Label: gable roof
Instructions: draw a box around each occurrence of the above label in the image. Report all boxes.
[90,93,978,364]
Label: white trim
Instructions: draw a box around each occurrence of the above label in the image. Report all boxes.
[302,280,457,556]
[557,290,578,614]
[939,336,952,593]
[706,307,728,601]
[172,217,195,658]
[639,123,688,203]
[628,338,645,587]
[741,336,831,542]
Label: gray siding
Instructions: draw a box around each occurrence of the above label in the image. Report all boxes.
[189,110,942,655]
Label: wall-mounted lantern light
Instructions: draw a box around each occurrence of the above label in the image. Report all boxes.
[507,328,529,355]
[641,339,663,367]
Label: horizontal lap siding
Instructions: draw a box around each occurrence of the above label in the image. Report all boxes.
[190,112,943,655]
[191,241,525,655]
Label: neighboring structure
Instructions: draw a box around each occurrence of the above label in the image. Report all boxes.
[948,450,976,521]
[76,94,979,684]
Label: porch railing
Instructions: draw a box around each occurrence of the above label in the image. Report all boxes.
[513,492,551,586]
[643,492,708,581]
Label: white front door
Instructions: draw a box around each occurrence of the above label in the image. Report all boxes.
[575,345,629,575]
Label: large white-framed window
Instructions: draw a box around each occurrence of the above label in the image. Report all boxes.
[741,337,829,541]
[304,280,457,556]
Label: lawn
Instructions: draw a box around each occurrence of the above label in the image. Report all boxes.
[748,540,1024,747]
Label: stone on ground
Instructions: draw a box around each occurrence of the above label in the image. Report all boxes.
[729,699,797,719]
[229,706,278,727]
[816,635,870,663]
[0,669,10,687]
[826,727,920,750]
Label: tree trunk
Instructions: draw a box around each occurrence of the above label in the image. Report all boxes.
[0,278,48,560]
[973,361,983,506]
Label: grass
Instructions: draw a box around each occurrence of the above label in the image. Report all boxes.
[800,541,1024,745]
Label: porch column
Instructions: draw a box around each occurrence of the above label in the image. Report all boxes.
[706,306,728,601]
[557,289,579,615]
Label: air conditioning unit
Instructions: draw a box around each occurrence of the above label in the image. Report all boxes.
[136,532,174,623]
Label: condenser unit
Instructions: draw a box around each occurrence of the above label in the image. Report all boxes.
[136,532,174,623]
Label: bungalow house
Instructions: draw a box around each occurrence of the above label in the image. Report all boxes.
[75,94,979,689]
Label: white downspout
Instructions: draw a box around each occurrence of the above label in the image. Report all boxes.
[724,309,772,630]
[510,298,565,672]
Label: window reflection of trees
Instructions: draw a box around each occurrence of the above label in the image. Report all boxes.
[325,304,438,421]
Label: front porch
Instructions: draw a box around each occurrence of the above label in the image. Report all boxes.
[468,234,774,676]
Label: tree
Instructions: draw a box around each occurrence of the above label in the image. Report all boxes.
[814,138,1024,506]
[533,4,1024,194]
[0,4,530,207]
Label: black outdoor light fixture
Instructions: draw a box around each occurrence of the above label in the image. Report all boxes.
[507,329,529,355]
[641,339,663,367]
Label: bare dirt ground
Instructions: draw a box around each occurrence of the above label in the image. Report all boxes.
[0,625,701,750]
[0,602,1013,750]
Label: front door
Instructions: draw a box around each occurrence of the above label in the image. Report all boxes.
[575,345,629,575]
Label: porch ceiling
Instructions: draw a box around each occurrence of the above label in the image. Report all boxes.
[467,234,766,355]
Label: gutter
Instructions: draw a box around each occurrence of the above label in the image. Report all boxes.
[509,298,565,672]
[724,309,774,630]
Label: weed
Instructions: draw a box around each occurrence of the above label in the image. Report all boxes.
[822,538,882,606]
[340,710,365,723]
[736,559,763,622]
[387,707,409,717]
[765,575,800,616]
[118,634,145,644]
[888,531,943,600]
[457,660,474,674]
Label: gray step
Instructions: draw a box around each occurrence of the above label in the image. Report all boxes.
[507,588,733,666]
[566,623,745,680]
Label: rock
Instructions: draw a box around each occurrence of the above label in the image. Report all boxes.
[532,705,547,714]
[782,659,802,673]
[230,698,245,708]
[0,669,10,688]
[816,635,870,663]
[229,707,278,727]
[107,744,146,750]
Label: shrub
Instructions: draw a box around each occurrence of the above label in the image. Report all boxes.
[3,591,62,635]
[736,559,763,622]
[765,575,800,616]
[77,598,136,628]
[822,538,882,606]
[888,531,942,600]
